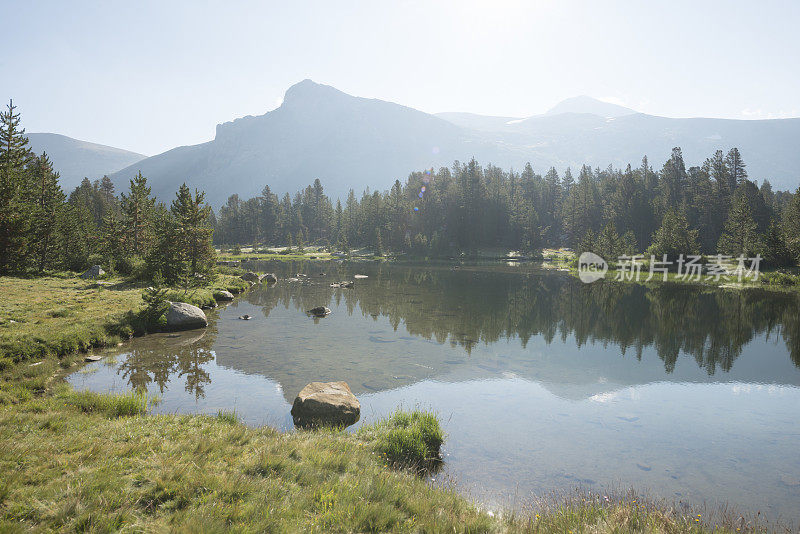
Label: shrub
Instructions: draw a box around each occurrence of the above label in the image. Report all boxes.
[116,255,146,279]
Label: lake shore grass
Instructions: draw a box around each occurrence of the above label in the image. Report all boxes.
[0,386,751,533]
[0,270,769,532]
[540,248,800,293]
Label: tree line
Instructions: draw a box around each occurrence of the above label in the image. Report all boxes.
[4,97,800,274]
[0,101,215,283]
[214,148,800,266]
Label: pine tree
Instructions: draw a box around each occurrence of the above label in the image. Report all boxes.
[717,189,761,256]
[0,99,33,273]
[100,209,126,268]
[647,210,700,259]
[763,222,794,268]
[595,222,623,261]
[58,203,95,271]
[30,153,66,271]
[725,148,747,186]
[99,175,116,206]
[375,228,384,256]
[783,187,800,260]
[170,184,215,281]
[120,171,155,255]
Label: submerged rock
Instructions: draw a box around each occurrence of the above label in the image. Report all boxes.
[262,273,278,284]
[307,306,331,317]
[80,265,105,279]
[166,302,208,330]
[291,381,360,428]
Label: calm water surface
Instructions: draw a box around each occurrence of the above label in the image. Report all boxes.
[68,261,800,521]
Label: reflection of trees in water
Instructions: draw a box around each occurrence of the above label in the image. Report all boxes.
[112,262,800,397]
[245,261,800,375]
[117,326,217,398]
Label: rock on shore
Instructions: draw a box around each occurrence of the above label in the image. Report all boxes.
[166,302,208,330]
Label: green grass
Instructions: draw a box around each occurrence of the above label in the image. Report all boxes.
[61,388,148,417]
[359,409,444,471]
[0,390,747,533]
[0,271,252,405]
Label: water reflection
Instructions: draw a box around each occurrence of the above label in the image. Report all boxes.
[67,261,800,521]
[81,262,800,401]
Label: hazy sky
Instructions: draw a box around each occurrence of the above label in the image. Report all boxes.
[2,0,798,156]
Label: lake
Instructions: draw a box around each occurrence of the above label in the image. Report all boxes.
[68,261,800,522]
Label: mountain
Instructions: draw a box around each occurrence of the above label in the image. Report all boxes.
[544,95,636,118]
[110,80,505,204]
[26,133,146,192]
[110,80,800,206]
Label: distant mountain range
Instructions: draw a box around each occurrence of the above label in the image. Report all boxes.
[31,80,800,205]
[26,133,145,192]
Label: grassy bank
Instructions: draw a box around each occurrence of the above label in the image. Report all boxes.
[540,248,800,292]
[0,272,249,404]
[0,387,748,533]
[0,271,764,532]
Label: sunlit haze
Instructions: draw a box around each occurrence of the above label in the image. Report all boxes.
[2,0,799,155]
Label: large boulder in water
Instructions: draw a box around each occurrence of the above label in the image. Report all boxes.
[80,265,105,279]
[261,273,278,284]
[291,381,360,428]
[166,302,208,330]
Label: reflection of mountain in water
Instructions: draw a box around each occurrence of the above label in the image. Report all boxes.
[107,261,800,401]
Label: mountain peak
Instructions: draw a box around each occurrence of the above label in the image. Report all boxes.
[282,79,347,105]
[546,95,636,118]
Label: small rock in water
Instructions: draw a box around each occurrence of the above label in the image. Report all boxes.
[85,355,102,362]
[238,315,252,320]
[307,306,331,317]
[354,274,368,279]
[636,463,652,472]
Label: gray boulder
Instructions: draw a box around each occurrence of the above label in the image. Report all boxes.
[240,272,260,283]
[213,290,235,301]
[166,302,208,330]
[80,265,105,279]
[291,381,360,428]
[261,273,278,284]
